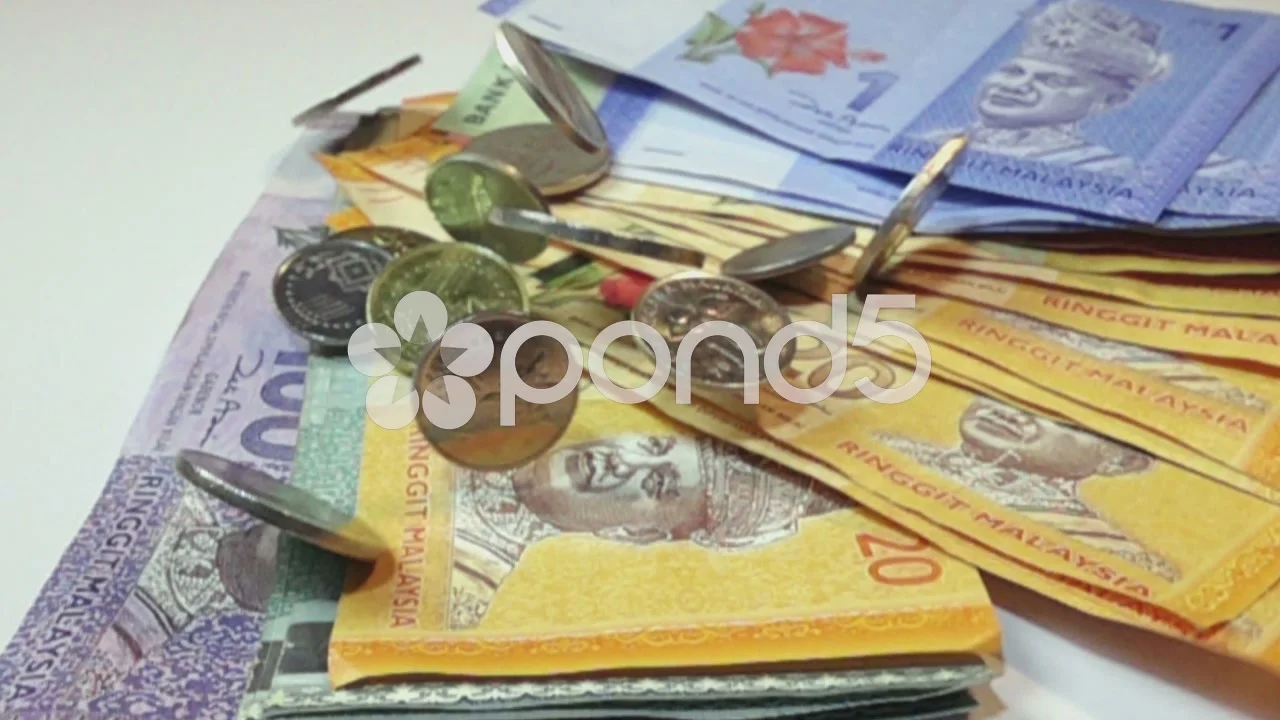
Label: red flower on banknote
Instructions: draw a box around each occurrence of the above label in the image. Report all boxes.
[733,9,849,76]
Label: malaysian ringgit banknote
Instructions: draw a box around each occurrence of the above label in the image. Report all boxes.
[240,355,992,720]
[504,0,1280,222]
[328,385,1000,686]
[434,45,1094,233]
[516,209,1280,628]
[540,279,1280,673]
[0,127,351,717]
[882,268,1280,368]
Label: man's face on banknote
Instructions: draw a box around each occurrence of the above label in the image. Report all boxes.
[511,436,709,542]
[957,398,1148,481]
[977,57,1122,129]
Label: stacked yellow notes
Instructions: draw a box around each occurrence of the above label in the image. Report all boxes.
[306,92,1280,713]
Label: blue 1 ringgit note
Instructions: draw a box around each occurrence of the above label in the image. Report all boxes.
[507,0,1280,223]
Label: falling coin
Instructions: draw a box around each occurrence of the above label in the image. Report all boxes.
[631,271,794,389]
[367,243,530,374]
[328,225,438,256]
[495,22,609,154]
[425,151,550,263]
[273,237,393,348]
[414,311,578,471]
[848,135,969,292]
[174,449,385,562]
[489,207,707,266]
[720,225,859,282]
[467,124,610,197]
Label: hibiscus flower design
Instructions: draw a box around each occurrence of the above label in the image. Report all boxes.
[679,4,885,78]
[735,9,849,75]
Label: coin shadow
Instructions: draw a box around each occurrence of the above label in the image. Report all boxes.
[987,575,1280,719]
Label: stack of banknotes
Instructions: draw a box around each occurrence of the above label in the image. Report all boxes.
[472,0,1280,233]
[4,0,1280,718]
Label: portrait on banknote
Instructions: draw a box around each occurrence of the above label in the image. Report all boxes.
[876,396,1179,580]
[925,0,1172,170]
[447,434,847,627]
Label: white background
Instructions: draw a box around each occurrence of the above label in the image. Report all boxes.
[2,1,1280,718]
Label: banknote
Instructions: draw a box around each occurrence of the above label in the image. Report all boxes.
[434,44,1103,233]
[910,238,1280,277]
[328,386,1000,685]
[857,294,1280,493]
[1168,74,1280,217]
[525,239,1280,628]
[0,128,350,717]
[535,204,1280,502]
[544,286,1280,674]
[240,356,994,719]
[886,253,1280,318]
[881,268,1280,368]
[505,0,1280,222]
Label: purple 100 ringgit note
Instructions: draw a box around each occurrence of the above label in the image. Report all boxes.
[0,131,344,718]
[506,0,1280,223]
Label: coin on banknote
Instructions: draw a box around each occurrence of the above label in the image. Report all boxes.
[273,236,393,348]
[414,311,578,470]
[467,124,610,198]
[721,225,858,281]
[174,449,385,562]
[367,243,530,374]
[849,135,969,292]
[425,151,550,263]
[495,22,609,154]
[328,225,438,256]
[632,270,794,389]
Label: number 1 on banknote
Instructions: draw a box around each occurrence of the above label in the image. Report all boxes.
[848,71,898,113]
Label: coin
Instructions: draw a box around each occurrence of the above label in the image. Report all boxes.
[495,22,609,154]
[489,207,707,266]
[468,124,610,197]
[849,135,969,292]
[631,271,794,389]
[720,225,858,281]
[174,449,385,562]
[328,225,438,256]
[414,311,578,471]
[367,243,530,374]
[273,237,393,348]
[424,151,550,263]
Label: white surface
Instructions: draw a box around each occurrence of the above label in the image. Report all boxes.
[1,1,1279,718]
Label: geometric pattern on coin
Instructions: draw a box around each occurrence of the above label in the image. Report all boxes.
[173,449,386,562]
[468,124,610,198]
[328,224,439,256]
[632,271,795,389]
[849,134,968,293]
[424,151,551,264]
[720,225,858,281]
[414,311,578,471]
[273,237,393,348]
[495,22,609,154]
[366,243,530,375]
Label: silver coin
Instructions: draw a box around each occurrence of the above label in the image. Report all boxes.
[489,207,707,266]
[174,449,385,562]
[273,237,394,348]
[849,135,969,291]
[468,124,610,198]
[414,311,578,471]
[495,22,609,154]
[721,225,858,281]
[631,271,794,389]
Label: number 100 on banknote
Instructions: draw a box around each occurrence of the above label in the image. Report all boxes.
[507,0,1280,222]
